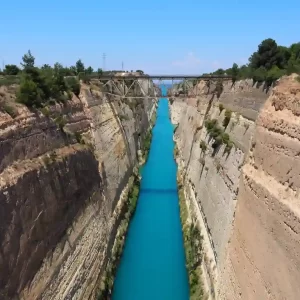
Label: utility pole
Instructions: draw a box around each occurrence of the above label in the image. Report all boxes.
[122,61,124,71]
[103,53,106,72]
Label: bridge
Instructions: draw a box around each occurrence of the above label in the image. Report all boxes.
[95,74,232,99]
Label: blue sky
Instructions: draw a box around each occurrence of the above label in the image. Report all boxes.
[1,0,299,74]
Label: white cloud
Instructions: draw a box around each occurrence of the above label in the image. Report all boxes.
[171,52,201,68]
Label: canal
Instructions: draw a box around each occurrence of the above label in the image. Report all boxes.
[112,93,189,300]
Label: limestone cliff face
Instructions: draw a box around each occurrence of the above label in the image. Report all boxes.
[221,74,300,300]
[171,78,269,298]
[0,80,157,300]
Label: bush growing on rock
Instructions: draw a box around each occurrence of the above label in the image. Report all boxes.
[218,103,224,113]
[200,141,207,152]
[223,109,232,128]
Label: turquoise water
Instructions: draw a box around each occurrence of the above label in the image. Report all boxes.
[112,93,189,300]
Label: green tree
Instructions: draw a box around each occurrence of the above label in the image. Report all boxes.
[69,66,77,75]
[290,43,300,60]
[97,68,103,77]
[249,38,279,70]
[86,66,94,74]
[4,64,20,75]
[277,46,291,69]
[252,66,267,83]
[65,77,80,96]
[231,63,239,81]
[76,59,85,74]
[41,64,52,70]
[21,50,35,68]
[286,54,300,75]
[266,66,286,85]
[17,78,42,107]
[214,68,225,75]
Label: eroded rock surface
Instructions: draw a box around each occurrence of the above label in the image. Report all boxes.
[0,80,157,300]
[221,74,300,300]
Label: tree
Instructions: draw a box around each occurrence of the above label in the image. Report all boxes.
[21,50,35,68]
[52,63,68,96]
[65,77,80,96]
[4,64,20,75]
[231,63,239,81]
[76,59,85,74]
[277,46,291,69]
[214,68,225,75]
[290,43,300,60]
[249,38,279,70]
[69,66,77,75]
[136,70,144,74]
[41,64,52,70]
[17,78,42,107]
[97,68,103,76]
[252,66,267,83]
[86,66,93,74]
[266,66,286,85]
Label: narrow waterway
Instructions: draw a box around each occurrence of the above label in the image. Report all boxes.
[112,94,189,300]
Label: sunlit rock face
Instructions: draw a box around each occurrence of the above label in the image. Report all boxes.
[0,80,157,300]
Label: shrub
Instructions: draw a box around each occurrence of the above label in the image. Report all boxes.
[223,109,232,128]
[55,115,66,130]
[205,119,217,132]
[2,103,17,118]
[65,77,80,96]
[40,106,50,117]
[219,103,224,113]
[16,78,44,107]
[200,141,207,152]
[215,80,223,98]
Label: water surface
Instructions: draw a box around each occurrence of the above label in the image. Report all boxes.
[112,94,189,300]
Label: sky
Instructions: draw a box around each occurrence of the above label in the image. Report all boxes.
[0,0,299,74]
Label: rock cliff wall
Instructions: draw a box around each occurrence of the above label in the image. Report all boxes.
[0,79,157,299]
[220,74,300,300]
[171,78,270,298]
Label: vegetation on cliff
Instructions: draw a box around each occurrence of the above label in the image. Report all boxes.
[205,118,233,152]
[97,175,140,300]
[177,175,205,300]
[209,38,300,85]
[0,50,102,109]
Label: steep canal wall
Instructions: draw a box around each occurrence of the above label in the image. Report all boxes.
[171,75,300,299]
[0,79,157,300]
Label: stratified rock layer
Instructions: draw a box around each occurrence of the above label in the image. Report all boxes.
[221,74,300,300]
[170,78,270,298]
[0,80,157,300]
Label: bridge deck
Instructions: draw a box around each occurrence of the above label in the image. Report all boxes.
[97,75,232,80]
